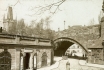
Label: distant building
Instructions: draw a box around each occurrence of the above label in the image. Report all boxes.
[3,6,17,32]
[65,44,85,57]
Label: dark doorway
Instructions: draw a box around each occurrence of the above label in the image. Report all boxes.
[0,49,11,70]
[24,53,30,69]
[41,52,47,67]
[54,41,74,56]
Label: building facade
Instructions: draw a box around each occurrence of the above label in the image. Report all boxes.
[0,34,54,70]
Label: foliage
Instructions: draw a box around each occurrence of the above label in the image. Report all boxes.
[7,17,55,40]
[16,19,26,35]
[8,21,17,34]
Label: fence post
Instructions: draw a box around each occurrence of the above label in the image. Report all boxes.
[66,61,70,70]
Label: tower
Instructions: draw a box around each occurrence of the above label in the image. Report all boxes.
[3,6,14,32]
[7,6,13,20]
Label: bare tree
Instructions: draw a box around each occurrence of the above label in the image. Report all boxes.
[98,11,103,24]
[17,19,26,35]
[88,18,95,26]
[12,0,66,16]
[44,16,52,29]
[30,0,66,15]
[7,18,27,35]
[44,17,55,39]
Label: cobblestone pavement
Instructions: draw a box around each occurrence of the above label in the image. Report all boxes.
[52,58,104,70]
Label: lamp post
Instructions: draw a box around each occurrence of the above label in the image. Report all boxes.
[102,0,104,12]
[64,21,65,30]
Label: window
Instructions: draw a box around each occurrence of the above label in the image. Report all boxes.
[41,52,47,67]
[0,49,11,70]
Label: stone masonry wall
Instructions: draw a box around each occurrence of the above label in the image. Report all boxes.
[0,49,16,70]
[0,47,52,70]
[37,49,52,68]
[55,25,100,51]
[8,49,16,70]
[88,49,104,64]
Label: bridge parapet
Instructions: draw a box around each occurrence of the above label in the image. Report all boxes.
[0,33,51,46]
[54,25,100,49]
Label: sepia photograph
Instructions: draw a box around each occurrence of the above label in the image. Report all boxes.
[0,0,104,70]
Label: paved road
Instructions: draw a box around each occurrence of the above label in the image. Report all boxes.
[52,57,104,70]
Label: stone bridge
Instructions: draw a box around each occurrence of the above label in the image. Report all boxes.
[53,24,102,56]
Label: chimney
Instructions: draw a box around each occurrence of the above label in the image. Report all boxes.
[58,28,60,32]
[0,27,2,33]
[7,6,13,20]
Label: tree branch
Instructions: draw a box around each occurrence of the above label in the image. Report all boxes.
[9,0,66,16]
[27,0,66,16]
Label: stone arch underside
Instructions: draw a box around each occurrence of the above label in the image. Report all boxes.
[53,37,88,56]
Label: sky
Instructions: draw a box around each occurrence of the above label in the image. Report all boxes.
[0,0,103,31]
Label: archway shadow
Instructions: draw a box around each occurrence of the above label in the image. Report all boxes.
[53,37,88,58]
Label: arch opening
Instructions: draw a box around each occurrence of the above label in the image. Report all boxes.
[41,52,47,67]
[54,41,74,56]
[53,37,88,58]
[0,49,11,70]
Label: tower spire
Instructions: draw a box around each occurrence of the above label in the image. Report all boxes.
[7,6,13,20]
[3,14,5,22]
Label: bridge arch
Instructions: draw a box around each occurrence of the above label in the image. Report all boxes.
[53,37,88,56]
